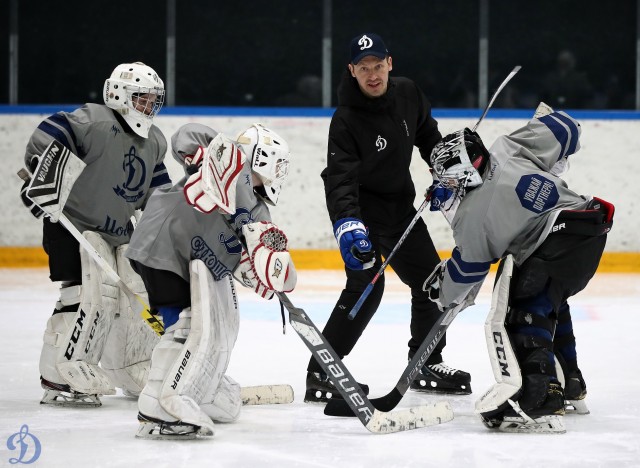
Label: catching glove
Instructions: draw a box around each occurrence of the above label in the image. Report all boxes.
[333,218,375,270]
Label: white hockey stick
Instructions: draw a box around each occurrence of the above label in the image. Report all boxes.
[17,169,164,337]
[278,292,453,434]
[241,384,294,405]
[472,65,521,132]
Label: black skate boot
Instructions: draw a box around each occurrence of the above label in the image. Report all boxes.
[410,362,472,395]
[304,371,369,403]
[498,377,566,434]
[563,369,589,414]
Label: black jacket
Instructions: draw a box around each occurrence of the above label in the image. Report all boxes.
[321,71,441,235]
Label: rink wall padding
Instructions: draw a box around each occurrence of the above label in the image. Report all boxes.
[1,107,638,272]
[1,247,638,273]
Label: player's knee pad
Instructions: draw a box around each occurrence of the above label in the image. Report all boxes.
[139,260,239,432]
[43,231,120,395]
[475,256,522,419]
[100,244,159,396]
[201,375,242,423]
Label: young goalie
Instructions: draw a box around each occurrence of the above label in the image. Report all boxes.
[126,122,297,439]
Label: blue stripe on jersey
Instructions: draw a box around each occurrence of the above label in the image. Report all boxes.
[552,112,579,157]
[150,163,171,188]
[539,114,569,161]
[37,121,72,150]
[446,248,490,284]
[47,112,78,150]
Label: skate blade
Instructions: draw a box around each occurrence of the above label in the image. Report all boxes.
[410,379,472,395]
[499,414,566,434]
[135,416,213,440]
[565,399,590,415]
[40,389,101,407]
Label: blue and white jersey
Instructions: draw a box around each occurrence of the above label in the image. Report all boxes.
[24,103,171,246]
[439,112,591,309]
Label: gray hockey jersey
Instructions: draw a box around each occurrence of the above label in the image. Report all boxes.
[439,112,592,309]
[126,126,271,282]
[24,103,171,246]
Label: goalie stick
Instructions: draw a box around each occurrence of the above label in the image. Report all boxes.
[241,384,294,405]
[17,168,164,337]
[277,291,453,433]
[347,65,522,322]
[325,301,466,416]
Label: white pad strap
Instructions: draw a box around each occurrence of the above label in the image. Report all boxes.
[159,260,240,426]
[100,244,159,395]
[183,134,246,214]
[475,255,522,415]
[201,375,242,423]
[242,221,297,292]
[55,231,118,395]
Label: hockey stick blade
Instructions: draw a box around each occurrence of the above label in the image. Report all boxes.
[277,292,453,433]
[348,197,431,320]
[326,301,465,416]
[241,384,294,405]
[17,169,164,337]
[471,65,521,132]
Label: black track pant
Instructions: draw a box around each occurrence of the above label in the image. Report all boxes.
[307,217,442,373]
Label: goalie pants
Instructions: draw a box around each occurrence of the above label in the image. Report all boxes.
[507,213,609,394]
[130,260,191,310]
[308,216,442,373]
[42,218,82,282]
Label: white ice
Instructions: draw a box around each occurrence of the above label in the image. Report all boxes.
[1,268,639,468]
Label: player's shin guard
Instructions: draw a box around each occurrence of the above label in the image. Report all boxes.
[100,244,159,397]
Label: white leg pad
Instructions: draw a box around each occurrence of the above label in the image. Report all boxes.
[475,255,522,415]
[201,375,242,423]
[138,260,238,435]
[39,286,81,386]
[100,244,158,396]
[54,231,118,395]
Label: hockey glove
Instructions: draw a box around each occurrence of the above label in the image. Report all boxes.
[426,182,454,212]
[422,259,447,310]
[333,218,375,270]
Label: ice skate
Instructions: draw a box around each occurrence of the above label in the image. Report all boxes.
[304,371,369,403]
[495,382,566,434]
[40,377,102,407]
[136,412,209,440]
[563,370,589,415]
[410,362,472,395]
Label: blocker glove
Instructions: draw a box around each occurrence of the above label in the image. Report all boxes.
[333,217,375,270]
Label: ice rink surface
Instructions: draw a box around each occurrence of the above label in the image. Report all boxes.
[1,268,639,468]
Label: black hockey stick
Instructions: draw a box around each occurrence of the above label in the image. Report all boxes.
[325,301,466,416]
[347,66,521,321]
[276,292,453,433]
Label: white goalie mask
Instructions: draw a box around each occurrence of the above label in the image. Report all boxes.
[103,62,165,138]
[236,124,291,205]
[430,128,489,223]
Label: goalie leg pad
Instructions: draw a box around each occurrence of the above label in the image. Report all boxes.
[100,244,159,396]
[137,260,239,437]
[201,375,242,423]
[55,231,118,396]
[475,255,522,419]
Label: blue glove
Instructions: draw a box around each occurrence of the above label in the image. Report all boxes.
[426,183,453,212]
[333,218,375,270]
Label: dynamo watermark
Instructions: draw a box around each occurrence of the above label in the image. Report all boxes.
[6,424,41,464]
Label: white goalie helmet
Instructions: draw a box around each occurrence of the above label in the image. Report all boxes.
[430,128,488,191]
[103,62,165,138]
[236,124,291,205]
